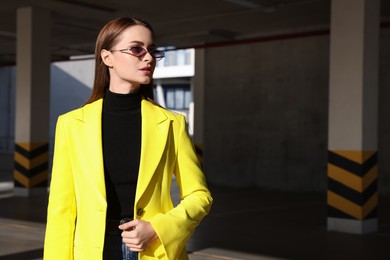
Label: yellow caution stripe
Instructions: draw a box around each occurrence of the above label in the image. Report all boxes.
[327,150,377,220]
[13,142,49,188]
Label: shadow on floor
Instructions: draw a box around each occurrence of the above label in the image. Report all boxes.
[0,184,389,260]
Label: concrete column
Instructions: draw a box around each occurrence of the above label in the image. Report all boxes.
[193,49,205,165]
[327,0,380,233]
[14,7,51,196]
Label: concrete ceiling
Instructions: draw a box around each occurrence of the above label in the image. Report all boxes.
[0,0,388,66]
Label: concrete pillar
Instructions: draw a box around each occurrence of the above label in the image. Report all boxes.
[327,0,380,233]
[14,7,51,196]
[193,49,205,165]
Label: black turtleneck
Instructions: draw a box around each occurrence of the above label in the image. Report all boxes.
[102,90,141,219]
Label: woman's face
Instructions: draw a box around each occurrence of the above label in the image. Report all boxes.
[102,25,156,93]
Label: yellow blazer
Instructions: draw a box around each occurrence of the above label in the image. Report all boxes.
[44,99,213,260]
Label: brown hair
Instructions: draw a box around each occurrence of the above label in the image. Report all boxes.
[85,17,155,105]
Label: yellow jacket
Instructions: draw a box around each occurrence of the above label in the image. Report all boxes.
[44,99,213,260]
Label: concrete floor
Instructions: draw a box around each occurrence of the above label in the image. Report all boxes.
[0,182,389,260]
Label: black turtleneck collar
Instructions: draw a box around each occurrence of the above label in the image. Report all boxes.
[103,89,141,112]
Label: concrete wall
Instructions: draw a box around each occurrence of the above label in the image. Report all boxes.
[0,67,15,181]
[0,67,16,153]
[0,60,93,179]
[49,60,94,146]
[378,29,390,197]
[203,28,390,196]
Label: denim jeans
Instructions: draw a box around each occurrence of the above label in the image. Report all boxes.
[122,242,138,260]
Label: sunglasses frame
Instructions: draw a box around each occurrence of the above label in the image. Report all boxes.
[110,46,165,61]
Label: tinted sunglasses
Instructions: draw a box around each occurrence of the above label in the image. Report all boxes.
[110,46,165,61]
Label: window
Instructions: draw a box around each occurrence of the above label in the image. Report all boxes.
[162,84,191,110]
[164,51,176,66]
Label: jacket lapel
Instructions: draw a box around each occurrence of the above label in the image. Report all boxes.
[76,99,106,200]
[135,100,170,203]
[74,99,170,206]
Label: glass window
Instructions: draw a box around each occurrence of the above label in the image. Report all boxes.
[177,50,186,66]
[161,84,192,110]
[184,50,192,65]
[165,51,176,66]
[175,89,184,109]
[184,90,192,108]
[166,89,175,108]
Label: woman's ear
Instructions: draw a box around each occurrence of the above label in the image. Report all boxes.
[101,49,113,67]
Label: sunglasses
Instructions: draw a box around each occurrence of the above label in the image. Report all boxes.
[110,46,165,61]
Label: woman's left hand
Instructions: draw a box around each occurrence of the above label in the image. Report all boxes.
[119,219,158,252]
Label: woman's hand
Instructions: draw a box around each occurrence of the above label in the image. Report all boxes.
[119,219,158,252]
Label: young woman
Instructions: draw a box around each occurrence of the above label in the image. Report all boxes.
[44,17,213,260]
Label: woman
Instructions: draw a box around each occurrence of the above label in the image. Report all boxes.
[44,17,213,260]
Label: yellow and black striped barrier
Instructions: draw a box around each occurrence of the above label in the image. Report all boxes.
[327,150,377,220]
[13,142,49,188]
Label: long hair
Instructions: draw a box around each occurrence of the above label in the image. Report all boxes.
[85,17,155,105]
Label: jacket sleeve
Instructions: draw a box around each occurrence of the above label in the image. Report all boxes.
[148,115,213,260]
[44,116,76,260]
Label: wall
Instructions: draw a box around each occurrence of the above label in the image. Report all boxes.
[0,67,15,152]
[378,29,390,197]
[0,60,93,179]
[0,67,15,181]
[204,34,330,191]
[203,29,390,196]
[49,60,94,145]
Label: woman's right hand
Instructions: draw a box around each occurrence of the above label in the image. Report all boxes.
[119,219,158,252]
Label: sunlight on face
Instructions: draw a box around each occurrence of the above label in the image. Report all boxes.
[107,25,156,94]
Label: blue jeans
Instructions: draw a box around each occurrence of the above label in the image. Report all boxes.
[122,242,138,260]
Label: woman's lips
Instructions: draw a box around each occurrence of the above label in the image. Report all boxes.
[140,66,152,75]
